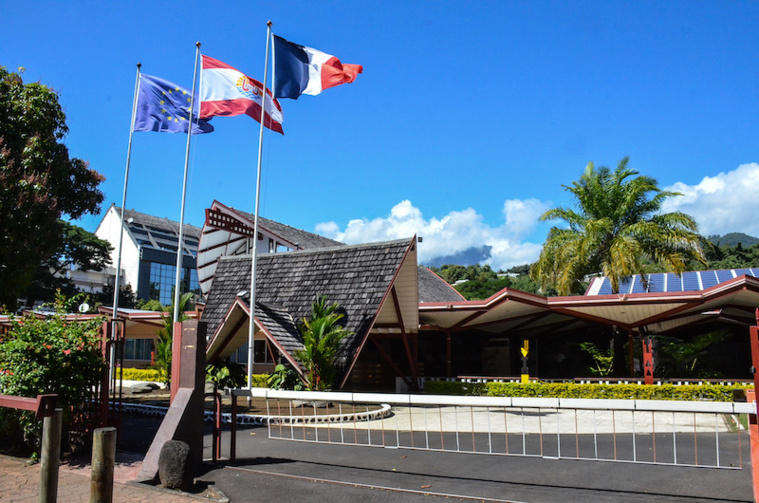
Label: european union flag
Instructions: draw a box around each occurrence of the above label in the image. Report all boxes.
[134,74,214,134]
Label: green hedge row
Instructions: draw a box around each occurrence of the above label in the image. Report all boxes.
[118,368,161,381]
[424,380,750,402]
[117,367,271,388]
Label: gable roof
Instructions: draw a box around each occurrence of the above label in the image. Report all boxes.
[110,204,202,255]
[203,238,417,385]
[197,200,344,296]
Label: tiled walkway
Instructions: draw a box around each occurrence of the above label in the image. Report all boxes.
[0,454,211,503]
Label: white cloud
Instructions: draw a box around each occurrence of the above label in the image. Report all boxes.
[316,199,549,271]
[661,163,759,236]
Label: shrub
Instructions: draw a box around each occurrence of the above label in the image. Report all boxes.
[425,380,749,402]
[0,297,106,453]
[117,368,161,382]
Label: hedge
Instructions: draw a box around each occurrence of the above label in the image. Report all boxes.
[424,380,751,402]
[117,367,270,388]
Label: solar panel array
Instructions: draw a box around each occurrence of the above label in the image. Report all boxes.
[590,268,759,295]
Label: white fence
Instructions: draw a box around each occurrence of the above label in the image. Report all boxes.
[231,388,755,470]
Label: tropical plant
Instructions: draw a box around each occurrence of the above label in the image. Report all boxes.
[205,359,246,389]
[530,157,705,295]
[0,292,106,454]
[152,291,193,388]
[578,341,615,376]
[267,363,303,390]
[653,331,729,378]
[294,295,353,391]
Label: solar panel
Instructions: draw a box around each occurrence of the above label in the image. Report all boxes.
[630,275,647,293]
[715,269,735,282]
[682,271,700,291]
[700,270,719,289]
[751,268,759,278]
[734,268,752,278]
[665,273,683,292]
[647,273,665,293]
[596,279,613,295]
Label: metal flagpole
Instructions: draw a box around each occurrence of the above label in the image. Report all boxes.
[172,42,202,323]
[247,21,273,389]
[110,63,142,392]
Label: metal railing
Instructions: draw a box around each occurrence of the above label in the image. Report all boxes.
[230,388,754,471]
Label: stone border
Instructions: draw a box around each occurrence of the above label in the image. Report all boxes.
[116,402,393,426]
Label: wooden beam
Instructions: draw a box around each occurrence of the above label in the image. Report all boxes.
[369,336,414,390]
[392,286,418,389]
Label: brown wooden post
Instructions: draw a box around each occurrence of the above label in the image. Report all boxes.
[39,408,62,503]
[90,427,117,503]
[628,329,635,377]
[446,331,453,377]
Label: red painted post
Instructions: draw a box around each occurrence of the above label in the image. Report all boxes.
[170,321,183,404]
[642,337,654,385]
[748,309,759,503]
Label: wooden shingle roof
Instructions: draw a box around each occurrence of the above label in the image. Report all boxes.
[418,267,466,303]
[203,238,415,381]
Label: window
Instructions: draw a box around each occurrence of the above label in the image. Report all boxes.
[124,338,154,360]
[148,262,200,305]
[254,340,273,363]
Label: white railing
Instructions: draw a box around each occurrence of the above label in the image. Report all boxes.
[231,388,755,470]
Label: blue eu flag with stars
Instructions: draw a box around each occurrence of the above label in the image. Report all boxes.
[134,74,214,134]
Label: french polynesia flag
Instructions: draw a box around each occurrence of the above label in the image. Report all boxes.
[272,35,363,100]
[199,55,284,134]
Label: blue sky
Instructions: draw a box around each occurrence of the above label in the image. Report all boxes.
[3,1,759,269]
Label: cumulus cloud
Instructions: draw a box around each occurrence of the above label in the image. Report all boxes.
[661,163,759,236]
[316,198,549,271]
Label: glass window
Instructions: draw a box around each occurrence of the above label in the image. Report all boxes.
[124,338,154,360]
[149,262,201,305]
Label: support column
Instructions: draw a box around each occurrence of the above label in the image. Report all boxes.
[642,337,654,385]
[748,309,759,503]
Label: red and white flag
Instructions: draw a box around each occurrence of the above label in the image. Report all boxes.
[199,55,284,134]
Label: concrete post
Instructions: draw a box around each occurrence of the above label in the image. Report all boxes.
[39,408,62,503]
[90,427,117,503]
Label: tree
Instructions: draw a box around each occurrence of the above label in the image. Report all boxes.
[294,295,353,391]
[21,220,112,307]
[530,157,705,295]
[0,67,105,309]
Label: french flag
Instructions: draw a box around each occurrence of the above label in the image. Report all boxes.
[199,55,284,134]
[272,35,363,100]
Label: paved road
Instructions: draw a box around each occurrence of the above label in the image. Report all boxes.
[4,413,752,502]
[198,423,754,503]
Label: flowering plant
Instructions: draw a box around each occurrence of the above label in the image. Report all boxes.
[0,293,106,453]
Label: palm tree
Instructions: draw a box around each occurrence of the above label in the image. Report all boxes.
[294,295,353,391]
[530,157,705,295]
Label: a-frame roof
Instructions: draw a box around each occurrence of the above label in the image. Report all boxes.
[197,200,344,296]
[203,238,418,386]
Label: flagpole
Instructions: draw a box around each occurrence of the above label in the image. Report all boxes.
[247,21,273,389]
[110,63,142,393]
[173,42,202,323]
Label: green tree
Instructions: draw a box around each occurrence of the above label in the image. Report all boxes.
[21,220,112,307]
[294,295,353,391]
[530,157,705,295]
[152,292,193,388]
[0,67,105,309]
